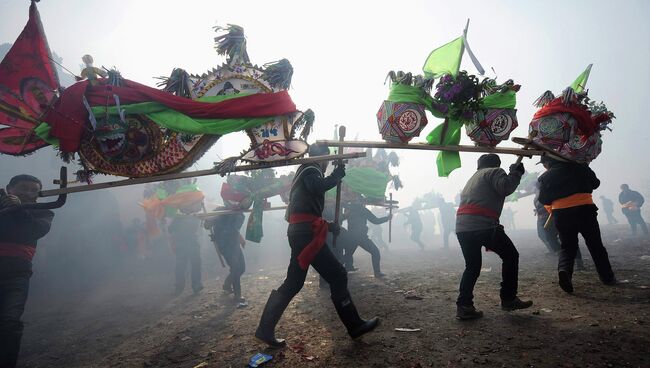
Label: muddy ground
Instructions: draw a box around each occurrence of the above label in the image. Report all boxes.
[18,226,650,368]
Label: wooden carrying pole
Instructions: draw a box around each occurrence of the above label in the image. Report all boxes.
[316,140,544,157]
[388,193,393,243]
[40,152,366,198]
[196,206,288,219]
[332,125,346,248]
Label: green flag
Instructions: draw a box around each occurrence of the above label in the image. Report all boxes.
[422,36,464,79]
[570,64,592,93]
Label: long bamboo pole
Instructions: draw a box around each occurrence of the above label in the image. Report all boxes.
[316,140,543,157]
[40,152,367,197]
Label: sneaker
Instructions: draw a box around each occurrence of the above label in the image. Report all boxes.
[374,272,386,279]
[501,297,533,311]
[456,305,484,320]
[558,270,574,293]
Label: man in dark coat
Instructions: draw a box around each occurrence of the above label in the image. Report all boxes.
[455,154,533,320]
[342,197,391,278]
[618,184,648,236]
[206,210,247,303]
[0,175,55,368]
[255,144,379,348]
[538,157,616,293]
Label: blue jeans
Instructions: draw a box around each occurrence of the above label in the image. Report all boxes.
[0,258,31,368]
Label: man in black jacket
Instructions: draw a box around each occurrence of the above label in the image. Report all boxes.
[0,175,54,368]
[618,184,648,236]
[255,144,379,348]
[206,211,247,303]
[342,196,392,278]
[538,157,616,293]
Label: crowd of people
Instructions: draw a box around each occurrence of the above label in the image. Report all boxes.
[1,147,648,367]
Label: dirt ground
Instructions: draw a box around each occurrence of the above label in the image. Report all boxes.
[18,226,650,368]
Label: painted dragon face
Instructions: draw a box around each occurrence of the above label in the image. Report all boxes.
[91,115,153,163]
[94,116,129,158]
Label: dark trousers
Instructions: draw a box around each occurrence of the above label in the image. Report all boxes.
[175,241,203,292]
[277,232,350,303]
[219,242,245,298]
[442,226,453,249]
[537,214,584,267]
[604,210,617,225]
[554,205,614,282]
[320,232,345,287]
[410,227,425,249]
[342,231,382,275]
[456,226,519,306]
[623,210,649,236]
[0,259,31,368]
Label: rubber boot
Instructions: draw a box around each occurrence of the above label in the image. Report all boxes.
[255,290,291,348]
[0,321,23,368]
[332,293,379,339]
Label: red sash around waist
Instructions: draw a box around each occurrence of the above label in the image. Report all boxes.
[289,214,329,270]
[457,204,499,220]
[0,242,36,261]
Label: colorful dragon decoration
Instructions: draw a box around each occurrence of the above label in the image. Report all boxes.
[376,28,520,177]
[529,65,614,163]
[0,2,314,182]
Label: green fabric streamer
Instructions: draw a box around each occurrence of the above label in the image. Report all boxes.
[422,36,464,79]
[246,197,264,243]
[34,122,59,147]
[326,167,391,200]
[387,84,436,115]
[426,119,463,177]
[481,90,516,109]
[90,93,272,136]
[424,90,517,177]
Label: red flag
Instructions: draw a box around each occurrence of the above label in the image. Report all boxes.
[0,0,60,155]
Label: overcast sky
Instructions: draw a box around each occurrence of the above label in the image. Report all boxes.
[1,0,649,228]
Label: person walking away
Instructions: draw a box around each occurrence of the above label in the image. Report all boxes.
[618,184,648,236]
[538,157,616,293]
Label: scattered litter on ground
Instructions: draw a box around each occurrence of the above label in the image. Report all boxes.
[395,328,422,332]
[248,353,272,367]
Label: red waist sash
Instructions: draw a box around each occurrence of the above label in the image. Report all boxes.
[289,214,329,270]
[457,204,499,220]
[0,242,36,261]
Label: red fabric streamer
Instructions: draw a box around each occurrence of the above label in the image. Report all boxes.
[220,182,248,203]
[46,78,298,152]
[289,213,329,270]
[532,98,597,137]
[0,1,60,154]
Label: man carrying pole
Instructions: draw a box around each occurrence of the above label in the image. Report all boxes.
[538,156,616,293]
[0,175,55,368]
[455,154,533,320]
[255,144,379,348]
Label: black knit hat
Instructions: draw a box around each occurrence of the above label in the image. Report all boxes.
[477,154,501,169]
[308,143,330,157]
[8,174,42,188]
